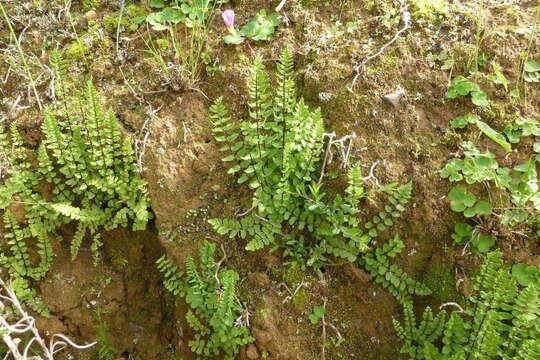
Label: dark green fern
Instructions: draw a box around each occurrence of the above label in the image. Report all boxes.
[0,52,151,313]
[209,48,413,268]
[394,251,540,360]
[157,241,254,360]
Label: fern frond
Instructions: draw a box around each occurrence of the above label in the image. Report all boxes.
[70,222,87,260]
[345,163,365,205]
[156,255,185,296]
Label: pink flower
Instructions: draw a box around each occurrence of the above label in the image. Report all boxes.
[221,10,236,35]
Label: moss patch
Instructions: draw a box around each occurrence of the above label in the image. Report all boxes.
[103,4,148,34]
[423,264,463,303]
[65,39,90,61]
[409,0,449,20]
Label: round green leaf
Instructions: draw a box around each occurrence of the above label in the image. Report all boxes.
[474,200,492,216]
[472,234,495,253]
[511,263,539,286]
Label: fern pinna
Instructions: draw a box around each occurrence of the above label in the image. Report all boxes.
[209,48,413,268]
[156,241,254,360]
[0,52,151,313]
[394,251,540,360]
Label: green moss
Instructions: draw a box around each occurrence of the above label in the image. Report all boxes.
[65,39,90,61]
[281,267,306,284]
[423,264,463,303]
[299,0,317,6]
[291,288,309,312]
[103,4,148,34]
[82,0,102,12]
[442,130,462,147]
[409,0,449,20]
[379,54,398,68]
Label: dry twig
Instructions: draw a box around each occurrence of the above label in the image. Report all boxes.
[318,133,356,184]
[0,278,96,360]
[348,0,411,92]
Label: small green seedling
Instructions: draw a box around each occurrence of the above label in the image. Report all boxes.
[450,114,479,129]
[444,76,489,106]
[486,62,509,91]
[448,114,511,152]
[448,186,492,218]
[464,200,492,218]
[471,234,495,253]
[504,117,540,143]
[511,263,540,286]
[523,60,540,82]
[224,10,281,44]
[452,222,473,245]
[309,306,325,324]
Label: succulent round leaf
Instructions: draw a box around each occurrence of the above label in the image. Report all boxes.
[472,234,495,253]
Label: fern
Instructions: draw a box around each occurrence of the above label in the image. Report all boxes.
[156,255,185,296]
[209,48,413,268]
[393,302,446,359]
[1,211,32,278]
[0,52,151,312]
[156,241,254,359]
[395,250,540,360]
[359,235,431,304]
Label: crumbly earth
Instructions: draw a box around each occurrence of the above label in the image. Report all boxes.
[0,0,538,359]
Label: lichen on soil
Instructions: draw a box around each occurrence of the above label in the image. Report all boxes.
[0,0,538,359]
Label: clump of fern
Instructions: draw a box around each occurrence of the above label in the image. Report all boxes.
[0,52,151,313]
[156,241,254,359]
[393,250,540,360]
[209,48,413,268]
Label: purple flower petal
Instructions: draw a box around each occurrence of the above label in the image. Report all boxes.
[221,9,235,28]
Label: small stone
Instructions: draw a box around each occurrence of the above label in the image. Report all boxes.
[246,344,259,360]
[84,10,98,22]
[40,51,50,64]
[382,91,405,108]
[76,10,98,30]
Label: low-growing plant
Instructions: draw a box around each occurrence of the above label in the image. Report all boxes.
[451,223,495,252]
[486,62,509,91]
[208,48,413,268]
[471,233,495,253]
[448,114,511,152]
[394,251,540,360]
[223,9,281,45]
[444,76,489,106]
[309,305,325,324]
[145,0,230,84]
[393,303,446,359]
[447,185,492,218]
[512,263,540,287]
[157,241,254,359]
[504,117,540,144]
[93,309,118,360]
[451,222,474,245]
[359,236,431,304]
[522,60,540,83]
[0,53,151,312]
[440,139,538,229]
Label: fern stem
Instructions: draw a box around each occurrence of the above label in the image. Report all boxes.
[251,62,270,192]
